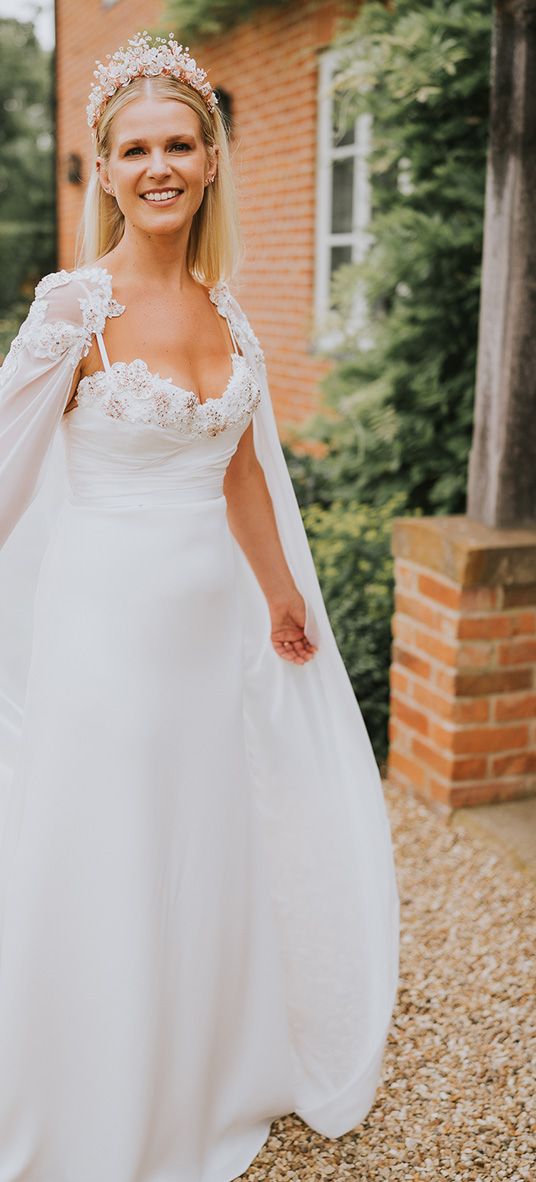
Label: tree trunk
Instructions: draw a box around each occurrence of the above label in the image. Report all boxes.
[467,0,536,528]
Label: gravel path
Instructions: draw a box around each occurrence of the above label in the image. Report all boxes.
[240,782,535,1181]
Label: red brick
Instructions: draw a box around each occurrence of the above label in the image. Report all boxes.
[390,696,430,736]
[513,611,536,634]
[428,719,456,749]
[394,560,418,593]
[411,738,453,780]
[451,756,489,781]
[457,615,513,640]
[449,779,535,807]
[435,668,457,695]
[498,639,536,667]
[389,665,410,697]
[388,749,428,791]
[451,698,490,724]
[494,693,536,722]
[415,629,457,668]
[394,591,444,634]
[392,616,418,647]
[451,724,529,755]
[388,719,411,753]
[457,641,495,669]
[418,573,461,611]
[454,669,533,697]
[491,751,536,776]
[412,682,452,720]
[392,646,432,681]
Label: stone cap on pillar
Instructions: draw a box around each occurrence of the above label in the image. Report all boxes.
[392,514,536,588]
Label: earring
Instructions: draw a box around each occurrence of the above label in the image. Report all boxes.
[109,188,115,197]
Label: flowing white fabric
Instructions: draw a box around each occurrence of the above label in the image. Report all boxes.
[0,265,400,1182]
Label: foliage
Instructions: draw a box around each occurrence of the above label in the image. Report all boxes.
[0,18,55,319]
[288,0,492,519]
[284,1,491,758]
[301,493,411,766]
[163,0,290,41]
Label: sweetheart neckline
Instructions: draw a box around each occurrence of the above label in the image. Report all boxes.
[76,352,250,409]
[83,264,244,407]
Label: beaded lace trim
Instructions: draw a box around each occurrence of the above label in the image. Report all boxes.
[0,267,124,387]
[76,353,261,436]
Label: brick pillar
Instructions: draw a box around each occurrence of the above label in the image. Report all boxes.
[388,516,536,812]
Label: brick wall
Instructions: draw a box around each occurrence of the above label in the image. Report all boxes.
[56,0,355,429]
[388,516,536,812]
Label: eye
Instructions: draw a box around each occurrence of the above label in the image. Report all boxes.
[169,142,191,152]
[124,146,145,156]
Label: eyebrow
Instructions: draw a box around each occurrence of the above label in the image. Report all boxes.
[118,134,197,149]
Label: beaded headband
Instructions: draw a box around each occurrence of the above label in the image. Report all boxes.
[86,31,218,130]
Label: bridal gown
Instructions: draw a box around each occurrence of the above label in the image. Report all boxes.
[0,266,400,1182]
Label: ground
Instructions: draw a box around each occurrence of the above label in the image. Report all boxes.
[241,783,535,1181]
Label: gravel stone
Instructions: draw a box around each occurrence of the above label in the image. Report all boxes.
[238,782,536,1181]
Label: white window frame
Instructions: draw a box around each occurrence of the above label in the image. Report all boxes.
[314,48,372,344]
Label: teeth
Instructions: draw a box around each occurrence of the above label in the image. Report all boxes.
[143,190,181,202]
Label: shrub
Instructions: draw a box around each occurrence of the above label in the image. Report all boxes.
[302,493,412,766]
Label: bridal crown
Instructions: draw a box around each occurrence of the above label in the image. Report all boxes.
[86,31,218,129]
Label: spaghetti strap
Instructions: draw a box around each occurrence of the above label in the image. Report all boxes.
[226,320,240,356]
[95,331,112,372]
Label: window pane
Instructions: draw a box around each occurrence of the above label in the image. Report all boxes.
[331,157,354,234]
[330,244,353,277]
[329,245,353,308]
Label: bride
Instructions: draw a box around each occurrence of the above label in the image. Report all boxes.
[0,32,399,1182]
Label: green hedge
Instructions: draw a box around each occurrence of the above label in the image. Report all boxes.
[301,493,412,768]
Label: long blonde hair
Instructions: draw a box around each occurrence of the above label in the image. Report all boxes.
[76,74,242,283]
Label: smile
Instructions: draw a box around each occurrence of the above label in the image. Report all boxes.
[140,189,183,204]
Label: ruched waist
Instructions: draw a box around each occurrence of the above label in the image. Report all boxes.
[67,474,225,509]
[61,406,241,508]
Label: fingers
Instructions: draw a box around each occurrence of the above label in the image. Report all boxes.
[272,634,318,664]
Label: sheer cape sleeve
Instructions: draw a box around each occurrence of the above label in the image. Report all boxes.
[214,282,400,1137]
[0,267,124,769]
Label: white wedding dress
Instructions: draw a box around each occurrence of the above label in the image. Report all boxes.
[0,266,400,1182]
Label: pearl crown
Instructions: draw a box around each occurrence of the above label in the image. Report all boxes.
[86,31,218,130]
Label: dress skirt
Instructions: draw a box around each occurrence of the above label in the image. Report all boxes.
[0,494,298,1182]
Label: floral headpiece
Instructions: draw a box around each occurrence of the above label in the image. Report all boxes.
[86,31,218,130]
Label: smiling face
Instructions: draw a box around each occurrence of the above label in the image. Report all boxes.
[96,92,218,238]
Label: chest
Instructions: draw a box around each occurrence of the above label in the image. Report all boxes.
[82,294,237,401]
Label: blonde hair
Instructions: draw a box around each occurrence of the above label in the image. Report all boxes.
[76,74,241,283]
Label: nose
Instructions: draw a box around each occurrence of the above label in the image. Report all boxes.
[146,149,172,179]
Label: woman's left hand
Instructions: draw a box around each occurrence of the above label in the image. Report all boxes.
[269,590,318,664]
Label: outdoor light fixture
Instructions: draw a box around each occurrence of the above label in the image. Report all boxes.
[66,152,83,184]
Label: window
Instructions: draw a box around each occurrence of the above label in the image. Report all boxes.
[315,49,372,338]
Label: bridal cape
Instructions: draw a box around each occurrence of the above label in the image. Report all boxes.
[0,265,399,1181]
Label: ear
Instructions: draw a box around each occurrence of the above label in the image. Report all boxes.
[96,156,114,197]
[205,143,219,186]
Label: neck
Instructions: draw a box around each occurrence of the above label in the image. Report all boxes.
[103,221,196,290]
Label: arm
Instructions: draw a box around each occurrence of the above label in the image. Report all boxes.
[223,422,317,665]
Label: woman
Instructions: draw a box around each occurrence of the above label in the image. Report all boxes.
[0,33,399,1182]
